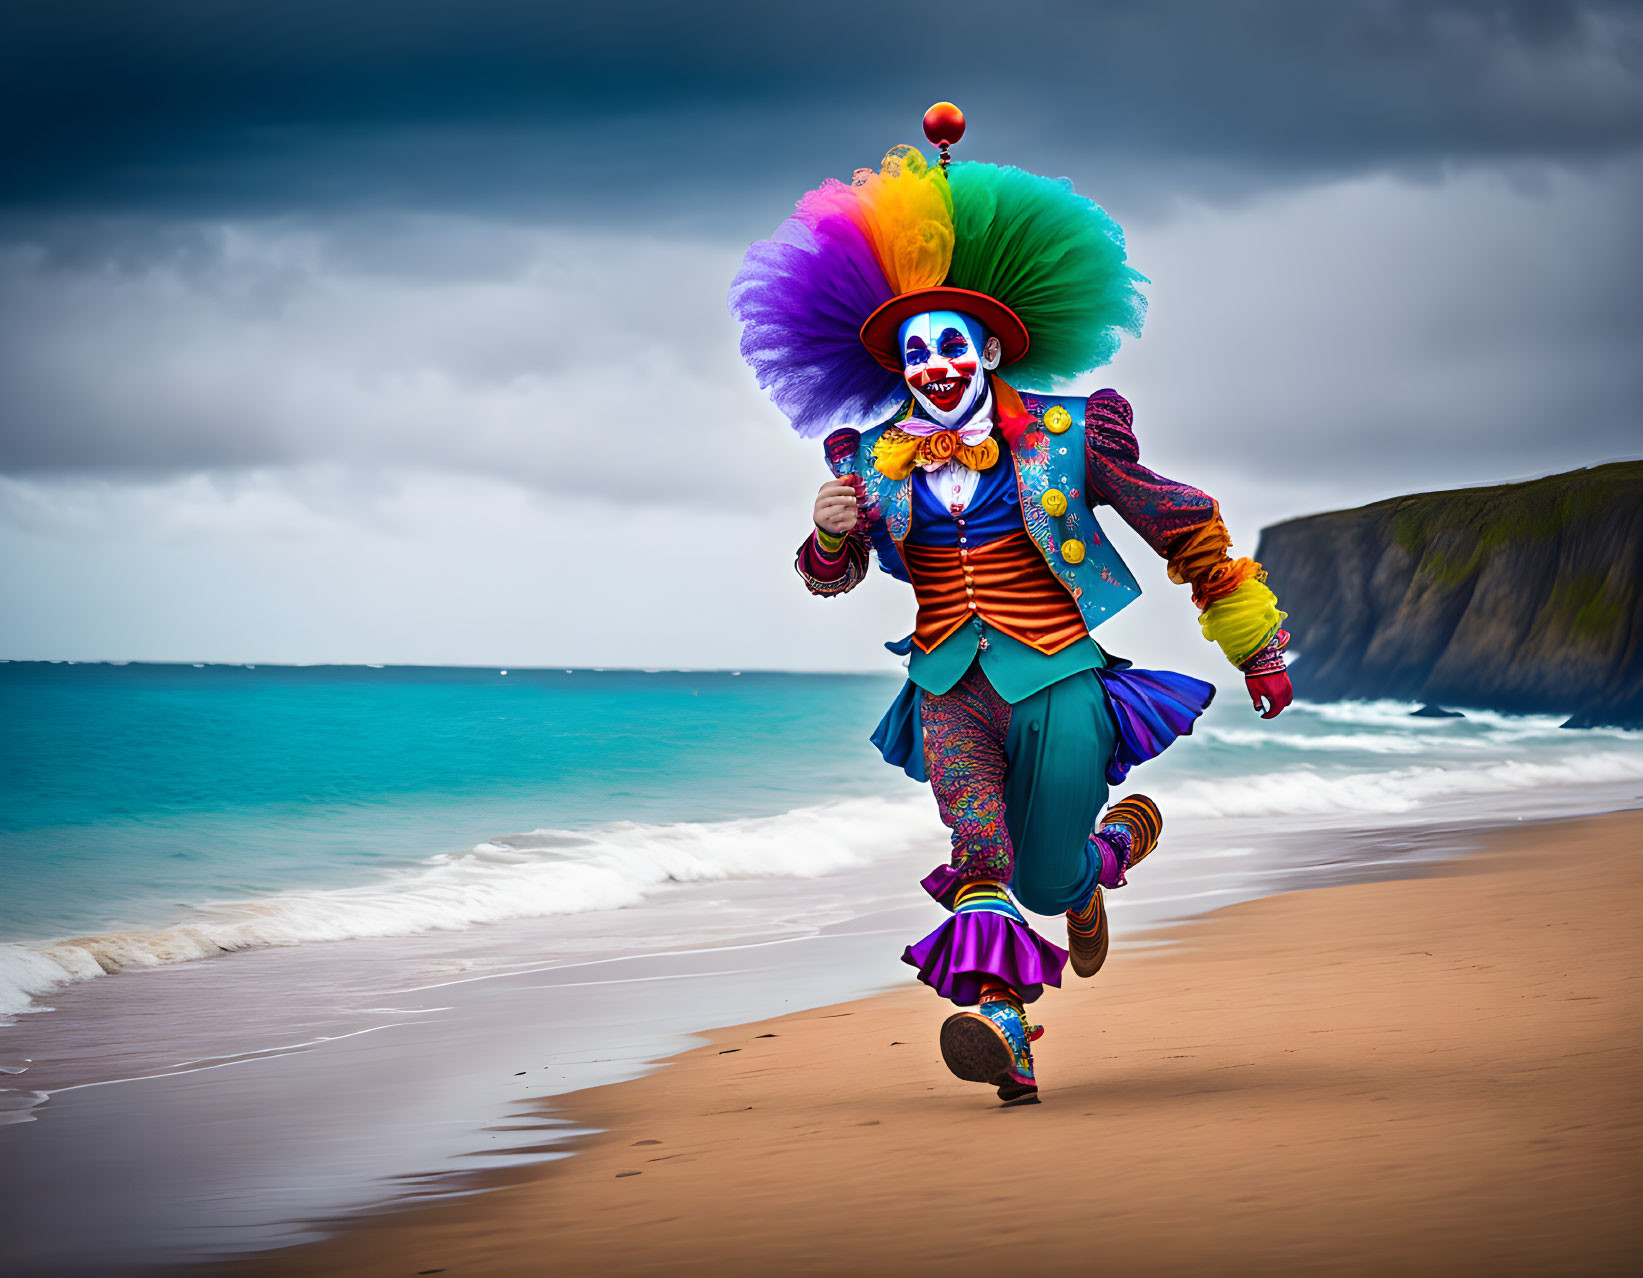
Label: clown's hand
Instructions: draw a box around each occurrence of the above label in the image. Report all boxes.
[1239,629,1291,719]
[813,475,861,536]
[1246,670,1292,719]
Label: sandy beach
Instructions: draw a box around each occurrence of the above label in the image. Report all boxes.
[238,808,1643,1277]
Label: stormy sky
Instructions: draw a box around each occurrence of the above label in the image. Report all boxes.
[2,0,1639,670]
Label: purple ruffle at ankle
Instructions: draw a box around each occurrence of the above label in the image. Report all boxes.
[901,910,1069,1006]
[918,864,977,910]
[1092,823,1135,888]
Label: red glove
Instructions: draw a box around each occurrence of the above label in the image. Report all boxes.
[1247,669,1293,719]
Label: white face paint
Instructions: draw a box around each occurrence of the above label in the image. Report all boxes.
[898,309,1002,428]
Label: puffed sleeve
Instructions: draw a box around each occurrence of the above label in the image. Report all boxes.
[1083,389,1285,667]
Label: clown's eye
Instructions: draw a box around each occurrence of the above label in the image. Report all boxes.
[904,338,930,367]
[937,328,969,359]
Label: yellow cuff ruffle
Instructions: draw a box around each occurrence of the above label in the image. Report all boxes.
[1198,577,1287,668]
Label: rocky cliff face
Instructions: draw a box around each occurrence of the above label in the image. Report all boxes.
[1254,461,1643,727]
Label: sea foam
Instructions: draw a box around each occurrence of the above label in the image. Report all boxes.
[0,795,942,1021]
[4,724,1642,1024]
[1169,751,1643,819]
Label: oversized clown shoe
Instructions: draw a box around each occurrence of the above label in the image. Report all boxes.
[729,104,1293,1106]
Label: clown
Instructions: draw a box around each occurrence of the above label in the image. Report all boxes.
[731,106,1292,1106]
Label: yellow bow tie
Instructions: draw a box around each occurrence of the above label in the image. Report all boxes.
[871,427,1000,481]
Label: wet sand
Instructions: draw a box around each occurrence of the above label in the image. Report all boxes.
[246,810,1643,1276]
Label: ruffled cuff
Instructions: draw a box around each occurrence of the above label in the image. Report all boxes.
[794,528,868,597]
[902,908,1068,1006]
[1092,824,1134,888]
[918,863,973,909]
[1199,576,1287,667]
[1240,628,1290,677]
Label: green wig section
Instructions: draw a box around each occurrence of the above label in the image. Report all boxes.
[944,162,1147,386]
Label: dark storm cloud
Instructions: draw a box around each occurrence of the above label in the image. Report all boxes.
[0,1,1638,497]
[3,0,1640,220]
[2,159,1638,495]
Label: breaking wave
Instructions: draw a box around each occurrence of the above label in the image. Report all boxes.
[1171,751,1643,819]
[0,795,943,1022]
[4,716,1641,1023]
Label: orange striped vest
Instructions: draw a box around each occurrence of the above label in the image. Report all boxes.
[901,529,1090,656]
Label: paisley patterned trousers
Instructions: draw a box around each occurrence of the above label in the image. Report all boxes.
[919,661,1120,916]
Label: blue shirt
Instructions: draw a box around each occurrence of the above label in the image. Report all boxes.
[904,454,1023,548]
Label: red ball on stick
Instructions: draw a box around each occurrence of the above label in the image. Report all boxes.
[922,101,966,149]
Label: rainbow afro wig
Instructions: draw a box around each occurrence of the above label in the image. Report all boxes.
[730,143,1148,437]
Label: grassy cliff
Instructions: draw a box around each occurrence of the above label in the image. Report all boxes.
[1254,461,1643,726]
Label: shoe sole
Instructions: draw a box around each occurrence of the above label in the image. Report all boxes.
[1068,887,1109,978]
[940,1011,1017,1085]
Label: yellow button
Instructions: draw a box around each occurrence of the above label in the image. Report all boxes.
[1043,405,1072,434]
[1060,538,1086,564]
[1040,488,1068,517]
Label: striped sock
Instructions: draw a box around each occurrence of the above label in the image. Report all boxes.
[954,879,1011,910]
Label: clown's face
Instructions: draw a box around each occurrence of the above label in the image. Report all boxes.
[898,310,1002,427]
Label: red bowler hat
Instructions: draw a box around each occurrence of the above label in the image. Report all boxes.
[858,286,1031,373]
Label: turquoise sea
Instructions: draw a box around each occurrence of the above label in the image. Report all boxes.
[6,660,1643,1022]
[3,659,1642,1270]
[2,662,907,945]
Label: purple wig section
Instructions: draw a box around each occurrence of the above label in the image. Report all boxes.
[902,910,1068,1006]
[728,209,902,438]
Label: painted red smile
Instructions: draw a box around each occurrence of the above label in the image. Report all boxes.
[912,370,971,411]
